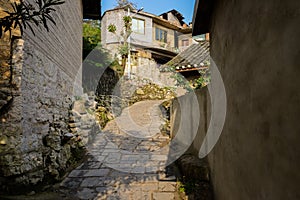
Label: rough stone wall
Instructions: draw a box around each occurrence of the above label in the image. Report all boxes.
[70,92,100,147]
[207,0,299,199]
[167,12,181,27]
[101,9,153,49]
[96,67,120,96]
[177,33,196,52]
[152,23,175,49]
[23,0,83,86]
[134,57,176,87]
[0,0,83,192]
[130,14,152,45]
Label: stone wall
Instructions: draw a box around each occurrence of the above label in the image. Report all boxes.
[96,67,120,96]
[170,87,210,154]
[133,57,176,87]
[101,9,153,50]
[177,33,196,52]
[0,0,84,193]
[152,23,176,49]
[178,0,300,199]
[167,12,182,27]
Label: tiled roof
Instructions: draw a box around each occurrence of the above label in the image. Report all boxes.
[161,41,210,72]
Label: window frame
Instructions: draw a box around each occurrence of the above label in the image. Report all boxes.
[132,17,145,35]
[155,27,168,43]
[181,39,189,47]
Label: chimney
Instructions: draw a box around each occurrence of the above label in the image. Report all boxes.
[205,33,210,41]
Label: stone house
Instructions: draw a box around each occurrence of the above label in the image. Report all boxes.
[0,0,100,193]
[183,0,300,199]
[101,5,194,83]
[102,6,193,57]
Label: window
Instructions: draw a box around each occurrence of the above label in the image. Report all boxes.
[132,18,145,34]
[155,27,167,43]
[182,39,189,46]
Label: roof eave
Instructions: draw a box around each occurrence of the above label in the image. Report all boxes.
[153,17,192,33]
[82,0,101,20]
[192,0,214,36]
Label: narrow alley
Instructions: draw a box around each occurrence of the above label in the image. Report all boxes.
[60,100,182,200]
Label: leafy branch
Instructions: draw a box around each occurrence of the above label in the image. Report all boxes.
[0,0,65,39]
[108,15,132,57]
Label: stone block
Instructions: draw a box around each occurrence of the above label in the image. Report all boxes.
[60,177,83,188]
[158,182,177,192]
[141,183,158,191]
[77,188,97,200]
[68,123,77,128]
[84,169,111,177]
[44,133,62,151]
[73,101,87,115]
[152,192,175,200]
[80,177,101,187]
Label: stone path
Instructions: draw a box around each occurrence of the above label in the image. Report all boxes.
[60,100,184,200]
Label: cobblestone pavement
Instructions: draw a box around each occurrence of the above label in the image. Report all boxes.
[60,100,184,200]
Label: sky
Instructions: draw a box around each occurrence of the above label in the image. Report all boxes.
[102,0,196,24]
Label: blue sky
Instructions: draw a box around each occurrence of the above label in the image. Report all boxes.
[102,0,196,23]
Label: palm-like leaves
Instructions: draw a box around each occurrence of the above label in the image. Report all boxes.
[0,0,65,38]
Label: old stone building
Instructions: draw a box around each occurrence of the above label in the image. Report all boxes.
[0,0,100,193]
[102,6,193,57]
[101,5,194,83]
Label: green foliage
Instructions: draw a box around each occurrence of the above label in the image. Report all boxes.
[167,64,211,91]
[118,43,129,57]
[0,0,65,38]
[83,20,101,58]
[107,23,116,33]
[109,59,124,77]
[108,15,132,42]
[83,20,100,46]
[178,180,199,194]
[160,64,175,72]
[107,9,134,71]
[123,15,132,24]
[82,20,111,68]
[171,73,193,92]
[106,0,138,73]
[123,15,132,31]
[194,67,211,89]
